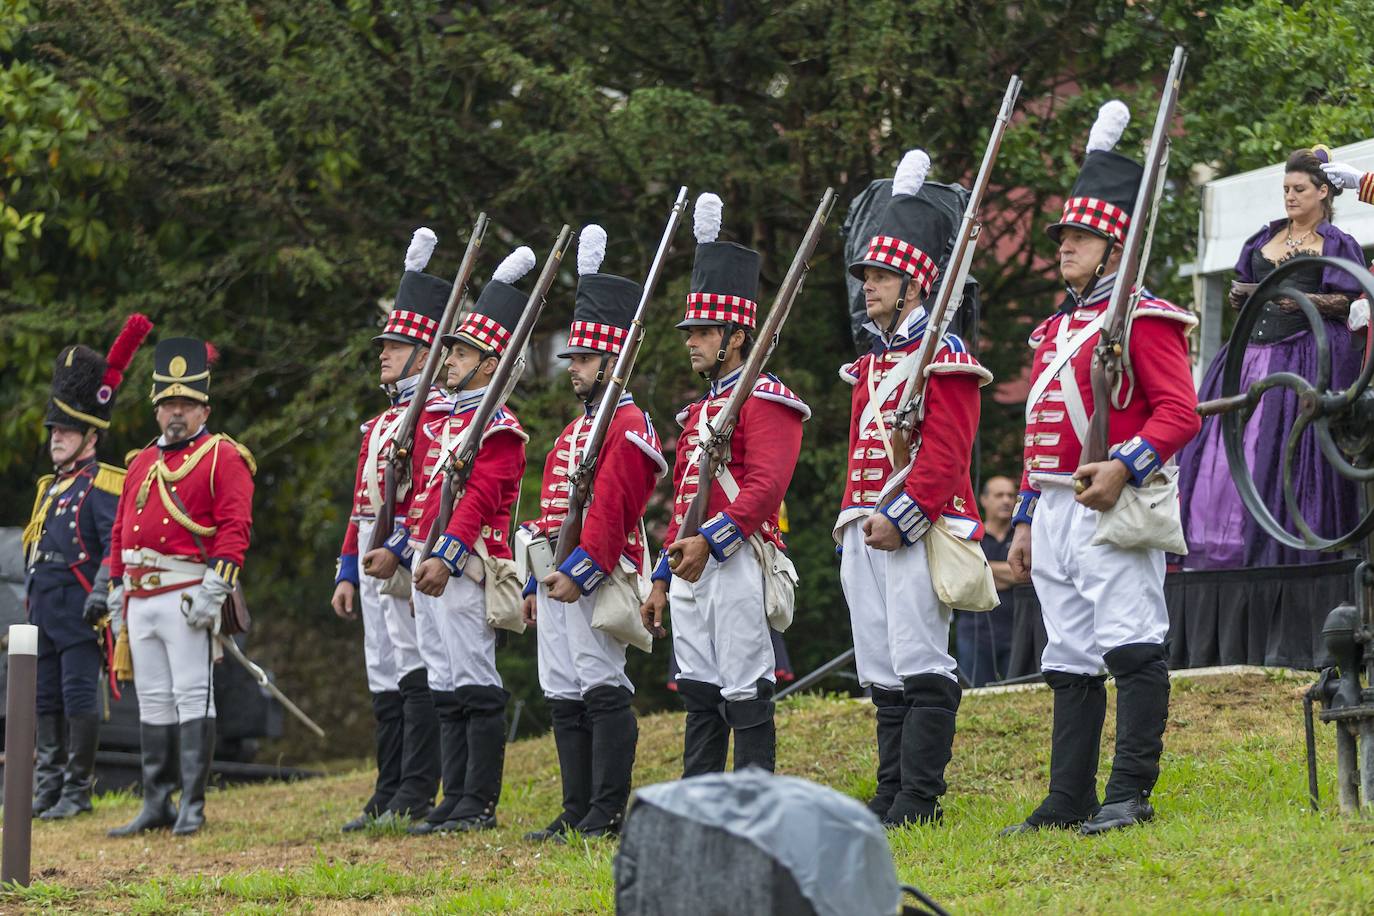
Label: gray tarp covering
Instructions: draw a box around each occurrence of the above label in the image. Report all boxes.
[627,770,900,916]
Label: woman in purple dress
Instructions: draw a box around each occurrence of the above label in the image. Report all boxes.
[1179,147,1366,568]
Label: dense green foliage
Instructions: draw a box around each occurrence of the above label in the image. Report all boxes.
[2,0,1370,758]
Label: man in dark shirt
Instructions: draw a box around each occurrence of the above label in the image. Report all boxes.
[956,476,1020,686]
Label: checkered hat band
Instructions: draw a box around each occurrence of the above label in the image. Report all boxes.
[863,236,938,294]
[1060,197,1130,243]
[683,293,757,329]
[383,310,439,345]
[566,321,627,354]
[457,313,512,353]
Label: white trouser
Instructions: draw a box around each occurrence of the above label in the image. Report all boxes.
[127,589,215,725]
[670,548,773,702]
[1031,485,1169,675]
[411,573,501,692]
[536,583,632,701]
[839,519,955,690]
[356,517,424,693]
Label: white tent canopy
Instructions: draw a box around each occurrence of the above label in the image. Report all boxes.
[1187,137,1374,382]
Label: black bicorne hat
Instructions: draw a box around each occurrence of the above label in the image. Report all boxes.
[444,246,536,356]
[847,149,957,296]
[560,224,643,357]
[151,337,215,404]
[46,314,154,431]
[678,193,761,331]
[375,227,452,347]
[1046,100,1143,245]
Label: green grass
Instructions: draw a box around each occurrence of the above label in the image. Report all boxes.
[8,671,1374,914]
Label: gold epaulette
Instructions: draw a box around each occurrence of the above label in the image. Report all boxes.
[215,433,258,476]
[22,474,56,556]
[94,462,127,496]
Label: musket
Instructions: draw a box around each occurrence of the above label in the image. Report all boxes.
[1082,46,1187,466]
[367,214,489,553]
[554,188,690,566]
[669,188,836,566]
[215,633,326,739]
[881,75,1022,494]
[421,226,573,560]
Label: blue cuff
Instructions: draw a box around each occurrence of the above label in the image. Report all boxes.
[878,494,930,546]
[1110,435,1162,487]
[651,552,672,585]
[336,554,359,586]
[383,523,415,566]
[700,512,746,562]
[431,533,471,576]
[1012,490,1039,527]
[522,575,537,598]
[558,546,607,595]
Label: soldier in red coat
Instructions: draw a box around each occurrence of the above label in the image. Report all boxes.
[838,150,992,827]
[640,193,809,776]
[331,229,448,831]
[1004,101,1200,836]
[108,337,256,837]
[518,225,667,842]
[364,246,532,835]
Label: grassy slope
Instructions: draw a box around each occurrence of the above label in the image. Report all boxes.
[7,671,1374,914]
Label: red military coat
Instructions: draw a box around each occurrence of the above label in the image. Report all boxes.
[1013,275,1200,524]
[386,387,526,574]
[523,393,666,593]
[110,429,256,595]
[336,380,448,585]
[838,312,991,545]
[652,367,809,581]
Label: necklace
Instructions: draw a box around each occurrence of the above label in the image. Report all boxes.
[1285,222,1315,250]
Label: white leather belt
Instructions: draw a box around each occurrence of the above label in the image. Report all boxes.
[121,548,206,577]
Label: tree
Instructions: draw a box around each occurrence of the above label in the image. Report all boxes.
[2,0,1369,759]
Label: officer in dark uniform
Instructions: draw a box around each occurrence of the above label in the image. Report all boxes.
[23,314,153,819]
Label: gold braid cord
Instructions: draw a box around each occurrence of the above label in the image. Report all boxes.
[134,434,224,538]
[22,474,57,558]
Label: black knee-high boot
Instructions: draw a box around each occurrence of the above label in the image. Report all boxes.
[383,668,440,820]
[524,699,592,842]
[577,686,638,836]
[41,713,100,820]
[677,679,728,777]
[1001,671,1106,834]
[723,680,776,773]
[1082,643,1170,835]
[868,687,906,818]
[885,673,960,827]
[172,718,216,836]
[444,685,509,832]
[343,690,404,831]
[33,713,66,817]
[109,722,180,837]
[409,690,468,835]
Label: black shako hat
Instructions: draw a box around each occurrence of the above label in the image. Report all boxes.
[444,246,536,357]
[1046,100,1143,245]
[46,314,155,432]
[848,149,958,297]
[375,227,452,347]
[560,224,643,358]
[151,336,215,405]
[678,192,761,331]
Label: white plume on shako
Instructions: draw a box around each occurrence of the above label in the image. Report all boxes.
[892,148,931,196]
[1086,99,1131,153]
[694,192,723,244]
[404,227,438,272]
[492,246,537,284]
[577,224,608,276]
